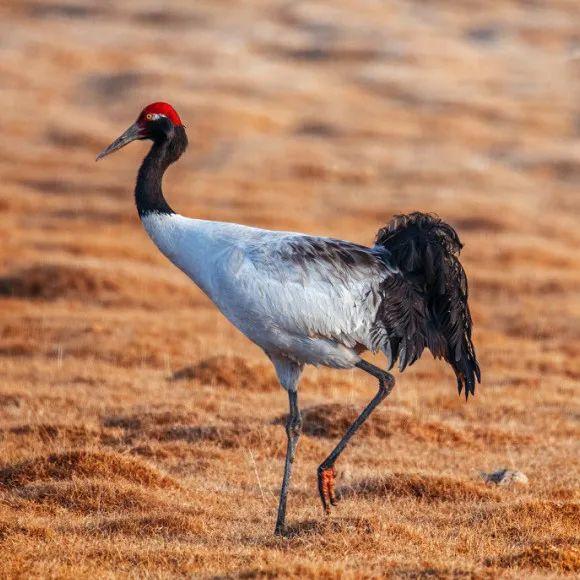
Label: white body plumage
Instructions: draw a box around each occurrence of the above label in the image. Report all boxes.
[142,213,390,384]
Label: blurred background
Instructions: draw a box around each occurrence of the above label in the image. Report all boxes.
[1,0,578,380]
[0,1,578,577]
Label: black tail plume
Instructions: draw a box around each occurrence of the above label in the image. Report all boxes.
[375,212,481,398]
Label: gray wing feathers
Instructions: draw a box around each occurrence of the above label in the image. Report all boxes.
[242,234,388,350]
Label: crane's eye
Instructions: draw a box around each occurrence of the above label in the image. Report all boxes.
[146,113,155,121]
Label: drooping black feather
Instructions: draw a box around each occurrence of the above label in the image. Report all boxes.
[373,212,481,398]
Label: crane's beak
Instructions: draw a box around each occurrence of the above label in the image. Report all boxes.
[96,122,144,161]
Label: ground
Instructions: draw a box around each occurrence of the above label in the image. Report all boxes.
[0,0,579,578]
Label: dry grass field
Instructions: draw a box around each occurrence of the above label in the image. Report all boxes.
[1,0,579,577]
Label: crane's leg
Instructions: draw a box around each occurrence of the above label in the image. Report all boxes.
[268,354,303,536]
[275,389,302,535]
[317,359,395,513]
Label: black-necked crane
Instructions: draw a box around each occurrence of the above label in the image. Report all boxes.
[97,102,480,535]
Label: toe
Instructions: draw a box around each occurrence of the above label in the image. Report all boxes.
[318,466,336,514]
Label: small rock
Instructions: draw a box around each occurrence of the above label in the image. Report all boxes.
[480,469,529,487]
[338,465,353,484]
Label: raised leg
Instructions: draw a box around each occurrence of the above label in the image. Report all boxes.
[317,359,395,513]
[275,389,302,535]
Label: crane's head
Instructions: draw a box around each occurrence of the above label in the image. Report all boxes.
[96,102,184,161]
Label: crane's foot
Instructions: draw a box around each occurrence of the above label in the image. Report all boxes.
[317,465,337,514]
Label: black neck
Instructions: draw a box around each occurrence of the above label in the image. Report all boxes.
[135,125,188,217]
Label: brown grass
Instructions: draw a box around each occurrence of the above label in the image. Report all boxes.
[290,403,535,450]
[491,542,580,573]
[0,450,181,489]
[12,480,172,514]
[93,513,204,538]
[172,354,278,391]
[0,0,578,577]
[0,263,195,307]
[338,473,501,503]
